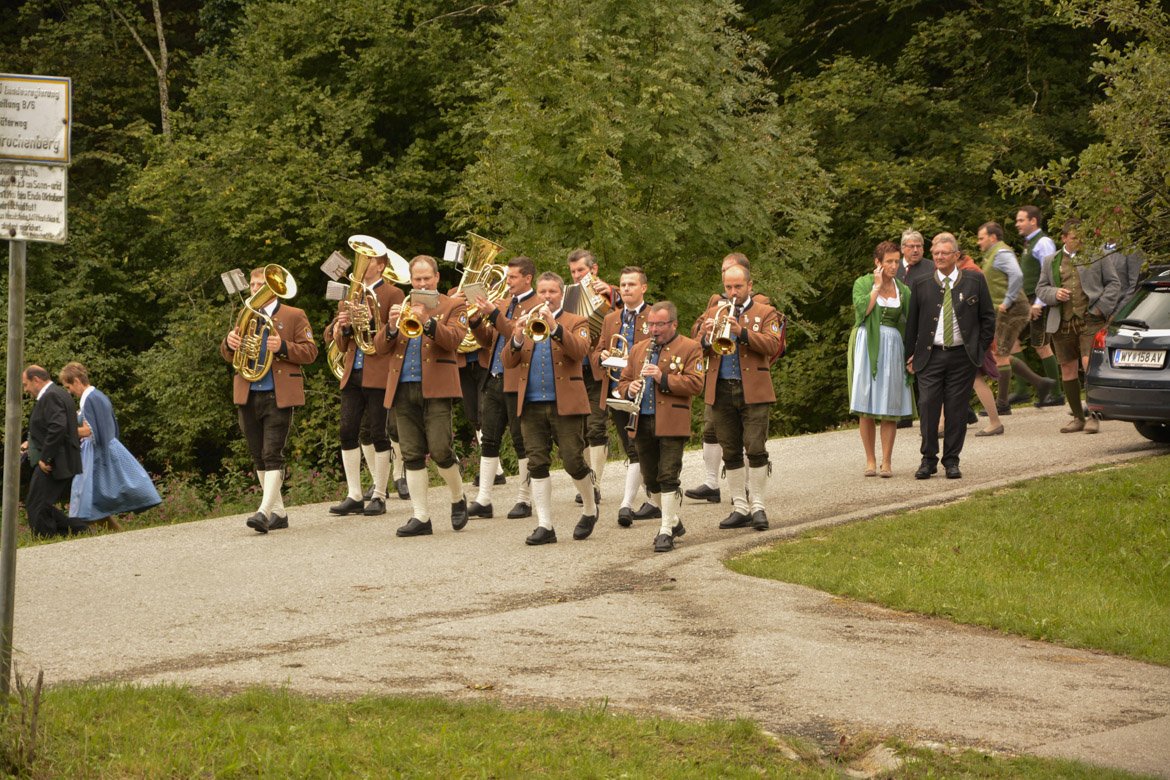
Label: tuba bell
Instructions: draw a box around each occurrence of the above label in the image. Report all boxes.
[233,264,298,382]
[450,233,509,354]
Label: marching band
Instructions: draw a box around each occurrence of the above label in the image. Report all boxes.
[220,236,784,551]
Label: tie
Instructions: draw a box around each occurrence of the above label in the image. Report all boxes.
[942,278,954,347]
[506,297,518,319]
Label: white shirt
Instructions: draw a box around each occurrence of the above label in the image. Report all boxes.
[932,270,964,347]
[36,381,53,401]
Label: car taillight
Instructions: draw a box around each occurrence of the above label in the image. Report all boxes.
[1093,328,1107,349]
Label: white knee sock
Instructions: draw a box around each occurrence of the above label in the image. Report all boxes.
[588,444,608,488]
[646,491,660,510]
[659,489,680,536]
[517,457,532,504]
[622,463,642,509]
[726,467,749,514]
[360,443,376,491]
[702,442,722,488]
[747,465,769,513]
[259,469,282,517]
[341,448,363,501]
[572,474,597,516]
[391,440,405,482]
[436,463,464,504]
[532,476,554,530]
[476,456,499,505]
[372,449,391,500]
[406,468,430,522]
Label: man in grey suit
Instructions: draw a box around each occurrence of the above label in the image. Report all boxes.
[904,233,997,480]
[20,365,85,538]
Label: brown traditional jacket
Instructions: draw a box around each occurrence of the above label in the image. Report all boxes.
[699,297,782,405]
[221,303,318,408]
[327,280,405,389]
[502,310,592,416]
[591,302,653,408]
[470,289,542,392]
[374,292,468,407]
[617,334,705,436]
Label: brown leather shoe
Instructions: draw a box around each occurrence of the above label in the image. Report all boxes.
[1060,417,1086,433]
[1084,415,1100,434]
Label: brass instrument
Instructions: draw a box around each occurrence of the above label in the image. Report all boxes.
[710,297,740,356]
[523,303,552,342]
[325,235,410,379]
[601,333,629,387]
[396,294,425,339]
[233,264,298,382]
[624,344,662,435]
[450,233,509,354]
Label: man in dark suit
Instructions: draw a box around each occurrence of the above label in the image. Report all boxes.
[904,233,997,480]
[21,365,85,538]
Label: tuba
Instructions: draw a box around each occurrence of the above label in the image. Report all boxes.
[709,297,740,356]
[451,233,509,354]
[233,264,298,382]
[326,236,411,379]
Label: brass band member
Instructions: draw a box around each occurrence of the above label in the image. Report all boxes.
[376,255,470,536]
[503,272,597,545]
[699,262,783,531]
[467,256,543,519]
[566,249,619,508]
[685,253,772,504]
[326,251,405,517]
[593,266,658,526]
[617,302,705,552]
[221,267,318,533]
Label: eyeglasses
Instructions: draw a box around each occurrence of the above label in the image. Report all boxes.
[647,320,674,328]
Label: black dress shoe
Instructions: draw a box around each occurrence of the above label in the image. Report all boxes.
[1036,395,1065,408]
[631,502,661,520]
[719,511,751,529]
[945,465,962,479]
[451,499,469,531]
[683,484,721,503]
[1006,391,1032,405]
[896,418,913,429]
[617,507,634,527]
[966,408,979,425]
[507,502,532,519]
[329,496,365,515]
[995,402,1012,416]
[750,509,769,531]
[467,501,493,518]
[495,473,507,485]
[246,511,269,534]
[672,520,686,538]
[572,514,597,540]
[362,485,374,501]
[396,517,433,537]
[267,514,289,530]
[363,497,386,516]
[914,463,937,480]
[525,526,557,545]
[653,533,674,552]
[1035,378,1056,405]
[396,477,410,500]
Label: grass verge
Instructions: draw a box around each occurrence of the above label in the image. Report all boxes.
[729,456,1170,665]
[17,685,1145,778]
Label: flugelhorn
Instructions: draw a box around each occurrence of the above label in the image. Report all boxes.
[233,264,297,382]
[523,303,552,342]
[396,294,425,339]
[710,297,740,356]
[601,333,629,369]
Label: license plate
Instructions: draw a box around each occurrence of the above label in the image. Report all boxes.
[1113,349,1167,368]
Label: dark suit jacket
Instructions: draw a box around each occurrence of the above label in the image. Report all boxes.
[28,382,82,481]
[904,269,997,372]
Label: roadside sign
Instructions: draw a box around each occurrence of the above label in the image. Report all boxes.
[0,74,71,164]
[0,162,67,243]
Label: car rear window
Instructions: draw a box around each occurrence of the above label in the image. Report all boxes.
[1116,285,1170,328]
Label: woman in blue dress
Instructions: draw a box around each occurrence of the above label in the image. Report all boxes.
[847,241,913,477]
[60,362,161,530]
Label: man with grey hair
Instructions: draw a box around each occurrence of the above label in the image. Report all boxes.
[896,229,935,288]
[904,232,996,479]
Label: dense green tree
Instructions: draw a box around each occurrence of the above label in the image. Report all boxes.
[449,0,832,327]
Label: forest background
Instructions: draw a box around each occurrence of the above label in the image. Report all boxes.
[0,0,1166,490]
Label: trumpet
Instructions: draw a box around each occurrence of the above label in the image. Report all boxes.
[233,264,297,382]
[710,297,740,356]
[523,303,552,342]
[625,344,662,435]
[396,295,425,339]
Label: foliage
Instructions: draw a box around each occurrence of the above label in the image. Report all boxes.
[729,456,1170,665]
[450,0,832,327]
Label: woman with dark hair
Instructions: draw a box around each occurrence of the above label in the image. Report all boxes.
[848,241,913,477]
[60,362,161,530]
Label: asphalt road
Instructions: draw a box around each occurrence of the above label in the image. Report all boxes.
[13,405,1170,777]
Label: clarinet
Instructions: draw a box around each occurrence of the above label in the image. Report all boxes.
[625,343,662,435]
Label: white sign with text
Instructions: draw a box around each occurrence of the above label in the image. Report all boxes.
[0,73,71,164]
[1,162,68,243]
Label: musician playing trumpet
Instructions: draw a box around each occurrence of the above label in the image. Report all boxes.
[221,266,318,534]
[375,255,470,537]
[698,262,783,532]
[617,302,705,552]
[503,272,597,545]
[326,249,405,518]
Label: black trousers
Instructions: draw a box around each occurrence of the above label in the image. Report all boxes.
[631,415,685,494]
[479,374,526,460]
[607,408,639,462]
[459,360,485,430]
[238,391,293,472]
[340,374,389,451]
[710,379,771,469]
[26,468,83,538]
[915,346,979,467]
[394,383,457,470]
[582,371,608,447]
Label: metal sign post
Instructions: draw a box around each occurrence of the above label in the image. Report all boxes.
[0,72,71,698]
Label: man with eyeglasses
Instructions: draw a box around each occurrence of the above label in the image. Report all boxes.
[904,233,996,480]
